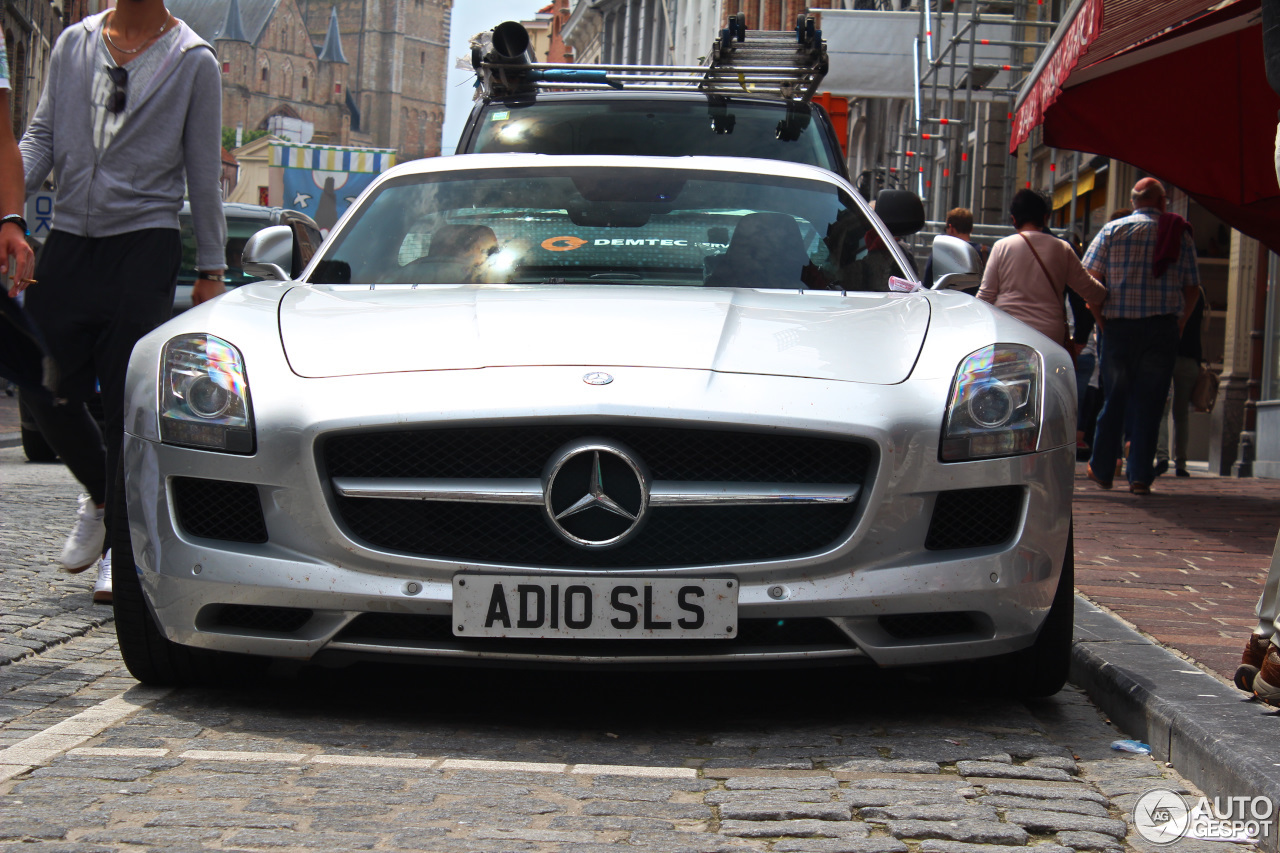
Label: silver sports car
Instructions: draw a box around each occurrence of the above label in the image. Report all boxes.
[116,154,1076,696]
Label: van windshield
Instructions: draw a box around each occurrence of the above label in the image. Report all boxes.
[471,99,841,173]
[307,165,906,292]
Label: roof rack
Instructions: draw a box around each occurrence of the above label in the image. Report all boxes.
[473,15,828,103]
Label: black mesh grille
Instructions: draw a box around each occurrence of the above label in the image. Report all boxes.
[924,486,1022,551]
[211,604,312,633]
[323,426,874,568]
[335,613,854,655]
[879,611,984,640]
[324,425,872,482]
[172,477,268,544]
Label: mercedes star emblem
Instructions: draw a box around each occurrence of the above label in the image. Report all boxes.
[583,371,614,385]
[542,438,649,548]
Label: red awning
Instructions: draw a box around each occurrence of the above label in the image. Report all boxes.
[1011,0,1280,254]
[1013,0,1236,149]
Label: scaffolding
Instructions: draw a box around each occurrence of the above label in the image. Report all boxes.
[900,1,1059,242]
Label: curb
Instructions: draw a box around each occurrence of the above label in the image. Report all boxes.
[0,431,19,449]
[1071,596,1280,853]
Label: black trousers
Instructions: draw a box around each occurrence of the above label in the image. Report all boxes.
[21,228,181,546]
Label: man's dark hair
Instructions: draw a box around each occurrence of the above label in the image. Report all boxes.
[945,207,973,234]
[1010,189,1049,228]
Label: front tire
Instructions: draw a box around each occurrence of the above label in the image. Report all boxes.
[1002,524,1075,698]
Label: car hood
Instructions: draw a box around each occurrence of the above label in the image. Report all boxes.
[279,284,930,384]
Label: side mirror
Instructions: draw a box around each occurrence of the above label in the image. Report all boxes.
[930,234,982,292]
[242,226,294,281]
[875,190,925,237]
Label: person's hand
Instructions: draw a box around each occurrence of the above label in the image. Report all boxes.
[2,222,35,298]
[191,276,226,306]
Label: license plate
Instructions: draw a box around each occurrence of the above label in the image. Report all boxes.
[452,574,738,639]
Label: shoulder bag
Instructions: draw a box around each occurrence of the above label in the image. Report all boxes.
[1191,365,1219,413]
[1016,232,1075,361]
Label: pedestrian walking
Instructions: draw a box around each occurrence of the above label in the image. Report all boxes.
[1082,179,1199,496]
[1154,287,1206,478]
[923,207,981,288]
[0,36,40,391]
[12,1,226,604]
[976,189,1107,346]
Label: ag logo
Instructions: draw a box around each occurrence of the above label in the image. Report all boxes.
[541,235,587,252]
[1134,789,1190,844]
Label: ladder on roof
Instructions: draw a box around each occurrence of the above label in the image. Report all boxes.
[474,14,828,103]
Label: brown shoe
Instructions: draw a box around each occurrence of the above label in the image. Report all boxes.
[1129,482,1151,496]
[1086,464,1113,490]
[1235,633,1271,692]
[1254,645,1280,707]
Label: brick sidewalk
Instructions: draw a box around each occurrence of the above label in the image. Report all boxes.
[1072,461,1280,682]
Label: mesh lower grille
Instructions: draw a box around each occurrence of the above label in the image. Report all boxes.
[324,426,874,567]
[335,613,854,655]
[211,604,312,633]
[879,611,984,640]
[172,477,268,544]
[924,486,1022,550]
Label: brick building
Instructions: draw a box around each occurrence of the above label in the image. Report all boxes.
[4,0,70,139]
[295,0,451,159]
[167,0,352,148]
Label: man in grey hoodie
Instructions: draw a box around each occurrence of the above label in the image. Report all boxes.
[12,0,226,603]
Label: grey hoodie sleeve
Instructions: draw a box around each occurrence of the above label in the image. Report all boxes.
[183,47,226,271]
[19,32,60,194]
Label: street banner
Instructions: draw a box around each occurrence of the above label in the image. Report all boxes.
[270,143,396,235]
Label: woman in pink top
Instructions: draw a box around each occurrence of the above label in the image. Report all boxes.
[977,189,1107,345]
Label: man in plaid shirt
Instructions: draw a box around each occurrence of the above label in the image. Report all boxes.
[1083,178,1200,495]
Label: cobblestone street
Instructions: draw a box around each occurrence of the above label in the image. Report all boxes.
[0,621,1223,853]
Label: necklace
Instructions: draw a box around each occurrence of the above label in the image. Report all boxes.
[103,12,173,56]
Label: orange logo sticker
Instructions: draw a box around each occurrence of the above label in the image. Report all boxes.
[542,235,587,252]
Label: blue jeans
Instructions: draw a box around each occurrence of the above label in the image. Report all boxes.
[1073,351,1096,435]
[1089,315,1179,486]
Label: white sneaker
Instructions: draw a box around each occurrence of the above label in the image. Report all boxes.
[61,493,105,572]
[93,550,112,605]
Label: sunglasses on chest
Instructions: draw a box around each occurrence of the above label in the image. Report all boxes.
[107,66,127,114]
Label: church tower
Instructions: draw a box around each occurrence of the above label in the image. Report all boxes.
[295,0,452,159]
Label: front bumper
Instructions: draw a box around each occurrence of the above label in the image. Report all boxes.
[124,365,1074,669]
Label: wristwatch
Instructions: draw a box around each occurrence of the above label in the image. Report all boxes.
[197,271,226,282]
[0,214,29,235]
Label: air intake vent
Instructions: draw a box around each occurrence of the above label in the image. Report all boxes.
[925,486,1022,550]
[210,604,312,633]
[172,477,268,544]
[879,611,985,640]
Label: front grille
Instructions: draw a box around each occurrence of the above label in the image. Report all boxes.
[172,477,268,544]
[924,486,1022,551]
[209,604,313,633]
[879,611,986,640]
[323,426,874,567]
[334,613,854,655]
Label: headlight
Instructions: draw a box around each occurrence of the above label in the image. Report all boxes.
[940,344,1040,461]
[159,334,254,453]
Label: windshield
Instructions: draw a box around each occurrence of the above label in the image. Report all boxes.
[471,99,842,173]
[308,166,907,292]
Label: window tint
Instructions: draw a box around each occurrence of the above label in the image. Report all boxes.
[472,100,839,172]
[308,166,905,292]
[180,214,273,286]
